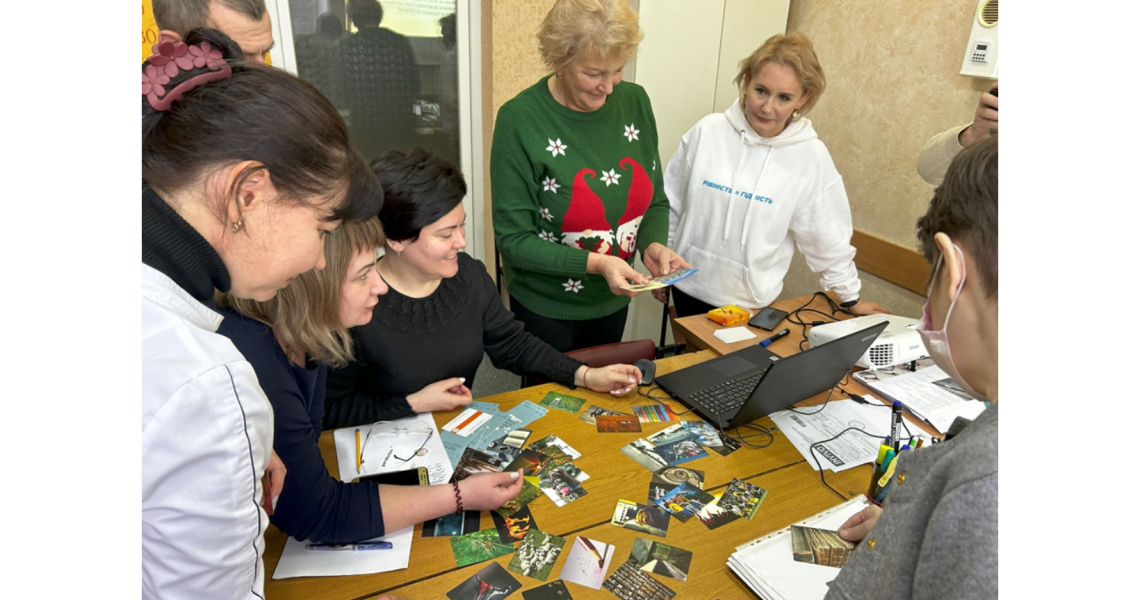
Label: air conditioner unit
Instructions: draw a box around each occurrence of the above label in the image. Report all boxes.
[960,0,998,79]
[807,315,927,370]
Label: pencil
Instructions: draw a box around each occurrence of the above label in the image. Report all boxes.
[355,429,362,473]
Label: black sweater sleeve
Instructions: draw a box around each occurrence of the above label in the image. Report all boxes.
[475,262,584,385]
[322,346,417,431]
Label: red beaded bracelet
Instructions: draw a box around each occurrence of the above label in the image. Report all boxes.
[451,481,464,515]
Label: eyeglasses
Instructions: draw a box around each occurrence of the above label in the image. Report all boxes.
[360,421,434,467]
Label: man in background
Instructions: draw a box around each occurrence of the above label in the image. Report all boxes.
[153,0,274,64]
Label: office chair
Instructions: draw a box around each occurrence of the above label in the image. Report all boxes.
[524,339,658,387]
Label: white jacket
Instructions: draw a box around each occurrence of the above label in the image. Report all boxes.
[666,101,861,309]
[142,263,274,600]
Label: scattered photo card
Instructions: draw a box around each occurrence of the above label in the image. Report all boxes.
[579,404,626,425]
[704,432,743,457]
[528,435,581,459]
[484,429,532,464]
[651,438,708,466]
[719,478,769,520]
[603,560,676,600]
[655,482,715,522]
[446,562,521,600]
[694,494,740,530]
[534,448,573,477]
[538,463,590,507]
[422,510,481,537]
[491,506,536,545]
[450,529,515,567]
[627,537,692,582]
[791,526,855,568]
[646,423,696,447]
[596,414,642,433]
[539,391,586,414]
[621,439,669,472]
[632,404,680,423]
[522,580,574,600]
[610,499,669,537]
[496,480,543,517]
[680,420,723,448]
[508,530,567,581]
[506,449,553,478]
[452,447,508,483]
[559,537,615,590]
[648,467,705,505]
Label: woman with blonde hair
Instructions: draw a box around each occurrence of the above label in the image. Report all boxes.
[665,32,888,318]
[491,0,688,352]
[217,218,523,546]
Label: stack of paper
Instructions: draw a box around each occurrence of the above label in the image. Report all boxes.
[853,361,986,433]
[713,326,757,344]
[333,413,454,484]
[728,497,870,599]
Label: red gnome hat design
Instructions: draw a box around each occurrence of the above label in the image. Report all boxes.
[561,168,614,254]
[615,157,652,258]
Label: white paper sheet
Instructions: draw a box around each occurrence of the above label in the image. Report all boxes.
[334,413,453,484]
[770,400,931,472]
[859,365,987,433]
[271,526,414,579]
[714,327,758,343]
[729,497,870,600]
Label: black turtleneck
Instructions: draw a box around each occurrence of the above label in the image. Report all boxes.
[142,184,231,302]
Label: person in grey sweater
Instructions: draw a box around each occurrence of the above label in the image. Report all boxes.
[827,134,998,599]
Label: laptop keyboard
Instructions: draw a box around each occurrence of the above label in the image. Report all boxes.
[690,372,765,416]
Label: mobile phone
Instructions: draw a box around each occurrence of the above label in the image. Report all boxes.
[748,307,789,331]
[357,467,429,486]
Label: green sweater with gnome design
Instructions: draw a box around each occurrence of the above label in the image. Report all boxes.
[491,76,670,320]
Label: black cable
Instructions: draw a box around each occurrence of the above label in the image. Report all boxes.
[807,426,886,500]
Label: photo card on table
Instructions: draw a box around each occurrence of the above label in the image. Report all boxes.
[422,510,481,537]
[603,560,676,600]
[491,506,536,545]
[446,561,521,600]
[655,482,715,522]
[450,529,515,567]
[538,463,589,507]
[627,537,693,582]
[648,466,705,504]
[651,438,708,466]
[579,404,627,425]
[621,439,669,472]
[495,480,543,517]
[719,478,769,520]
[558,537,614,590]
[522,579,574,600]
[694,494,741,530]
[610,499,670,538]
[528,434,581,459]
[538,391,586,414]
[507,530,567,581]
[596,414,642,433]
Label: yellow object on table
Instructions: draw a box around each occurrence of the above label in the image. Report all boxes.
[707,304,750,326]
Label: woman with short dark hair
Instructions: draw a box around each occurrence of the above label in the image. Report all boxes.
[324,149,642,430]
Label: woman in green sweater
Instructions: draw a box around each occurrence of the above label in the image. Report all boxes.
[490,0,688,352]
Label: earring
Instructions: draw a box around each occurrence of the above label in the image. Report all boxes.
[555,71,562,79]
[231,219,243,233]
[793,106,803,119]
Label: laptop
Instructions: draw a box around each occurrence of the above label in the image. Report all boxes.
[656,321,889,429]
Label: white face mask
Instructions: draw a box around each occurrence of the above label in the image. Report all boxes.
[917,243,987,401]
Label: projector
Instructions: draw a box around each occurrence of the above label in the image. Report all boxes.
[807,315,927,369]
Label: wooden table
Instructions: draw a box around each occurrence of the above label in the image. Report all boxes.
[672,293,846,357]
[263,345,894,600]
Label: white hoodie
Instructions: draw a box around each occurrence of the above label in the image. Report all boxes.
[665,100,860,309]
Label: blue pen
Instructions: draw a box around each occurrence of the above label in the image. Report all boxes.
[759,328,791,348]
[306,541,393,551]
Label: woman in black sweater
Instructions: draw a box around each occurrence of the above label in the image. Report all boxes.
[324,149,643,430]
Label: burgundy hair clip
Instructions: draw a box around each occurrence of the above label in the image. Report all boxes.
[142,41,231,111]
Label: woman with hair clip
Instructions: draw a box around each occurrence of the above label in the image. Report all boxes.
[323,149,643,430]
[216,218,523,552]
[141,29,383,599]
[665,32,889,318]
